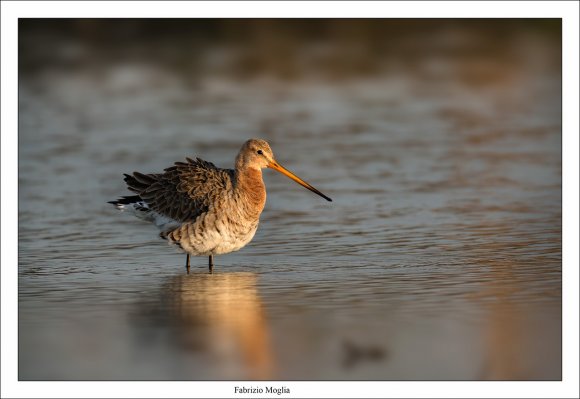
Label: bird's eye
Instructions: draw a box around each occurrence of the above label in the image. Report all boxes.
[257,150,263,155]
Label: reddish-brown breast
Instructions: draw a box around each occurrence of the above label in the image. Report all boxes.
[235,168,267,219]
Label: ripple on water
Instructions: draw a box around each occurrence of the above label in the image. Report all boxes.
[18,27,561,379]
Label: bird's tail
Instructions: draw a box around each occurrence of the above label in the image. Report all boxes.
[107,195,143,211]
[108,194,180,233]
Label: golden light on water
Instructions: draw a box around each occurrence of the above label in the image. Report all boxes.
[164,273,275,379]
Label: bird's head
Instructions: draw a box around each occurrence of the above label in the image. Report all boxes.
[236,138,332,202]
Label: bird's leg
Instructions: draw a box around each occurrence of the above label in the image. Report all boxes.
[185,254,190,274]
[208,254,214,274]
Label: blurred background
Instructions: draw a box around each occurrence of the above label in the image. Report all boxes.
[18,19,561,380]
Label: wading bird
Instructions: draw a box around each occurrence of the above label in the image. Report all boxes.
[109,138,332,273]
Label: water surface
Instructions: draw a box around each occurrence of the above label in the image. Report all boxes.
[18,21,561,380]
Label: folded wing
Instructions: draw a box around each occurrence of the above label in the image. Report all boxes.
[124,157,234,222]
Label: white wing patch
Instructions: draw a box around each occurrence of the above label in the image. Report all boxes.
[114,201,181,233]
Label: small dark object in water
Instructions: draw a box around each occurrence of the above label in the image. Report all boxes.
[342,339,387,369]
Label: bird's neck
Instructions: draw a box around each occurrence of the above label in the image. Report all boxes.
[235,167,266,217]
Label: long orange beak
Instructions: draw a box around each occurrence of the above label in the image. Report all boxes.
[268,160,332,202]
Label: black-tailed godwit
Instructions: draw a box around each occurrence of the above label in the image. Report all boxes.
[109,139,332,273]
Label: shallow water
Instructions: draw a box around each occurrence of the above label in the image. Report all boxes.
[18,23,561,380]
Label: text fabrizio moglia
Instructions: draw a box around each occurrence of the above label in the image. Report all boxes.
[234,386,290,395]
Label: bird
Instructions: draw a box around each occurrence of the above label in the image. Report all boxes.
[108,138,332,273]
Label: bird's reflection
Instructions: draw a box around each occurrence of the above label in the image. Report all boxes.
[139,271,275,380]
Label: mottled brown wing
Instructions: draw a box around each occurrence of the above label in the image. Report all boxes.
[124,157,234,222]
